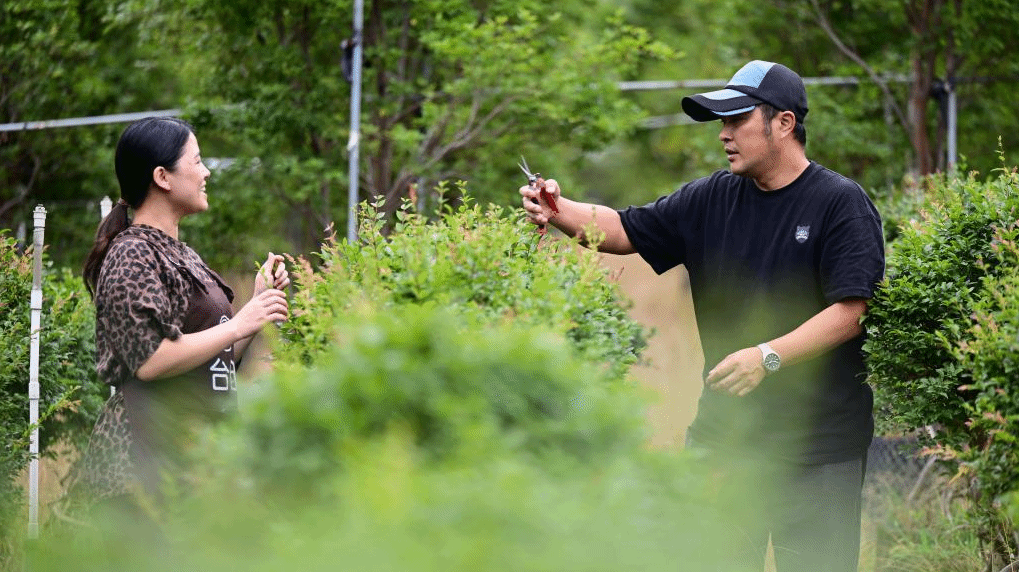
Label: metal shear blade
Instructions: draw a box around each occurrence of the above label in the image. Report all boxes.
[518,156,537,184]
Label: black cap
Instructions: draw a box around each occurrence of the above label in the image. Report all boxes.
[681,61,808,123]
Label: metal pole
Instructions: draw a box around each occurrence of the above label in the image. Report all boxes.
[346,0,364,243]
[28,204,46,539]
[0,109,182,133]
[617,74,912,92]
[946,79,958,172]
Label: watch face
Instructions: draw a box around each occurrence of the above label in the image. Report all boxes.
[763,353,781,371]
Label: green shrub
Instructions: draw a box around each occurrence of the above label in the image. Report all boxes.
[32,192,723,571]
[956,228,1019,497]
[210,303,647,500]
[953,227,1019,561]
[278,187,646,383]
[28,190,776,571]
[0,234,34,562]
[864,166,1019,438]
[210,181,654,498]
[864,163,1019,564]
[0,233,105,565]
[0,240,104,455]
[32,304,744,572]
[33,451,742,572]
[871,184,926,246]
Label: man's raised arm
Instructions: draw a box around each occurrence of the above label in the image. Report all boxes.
[519,178,635,255]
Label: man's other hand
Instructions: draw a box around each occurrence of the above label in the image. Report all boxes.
[706,347,766,397]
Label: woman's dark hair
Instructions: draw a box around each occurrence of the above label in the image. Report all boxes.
[82,117,194,298]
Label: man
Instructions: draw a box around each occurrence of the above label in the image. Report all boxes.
[519,60,884,571]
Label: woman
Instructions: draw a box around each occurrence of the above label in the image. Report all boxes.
[74,117,289,511]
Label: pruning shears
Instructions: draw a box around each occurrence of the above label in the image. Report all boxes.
[518,156,559,235]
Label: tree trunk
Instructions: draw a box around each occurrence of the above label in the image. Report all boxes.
[365,0,395,215]
[905,0,944,177]
[907,59,934,176]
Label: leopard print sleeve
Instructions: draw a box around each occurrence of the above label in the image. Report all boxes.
[95,236,189,384]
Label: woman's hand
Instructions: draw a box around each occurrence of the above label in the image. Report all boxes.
[254,252,290,296]
[232,288,289,339]
[136,287,289,380]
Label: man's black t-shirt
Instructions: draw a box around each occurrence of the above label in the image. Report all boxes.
[618,162,885,464]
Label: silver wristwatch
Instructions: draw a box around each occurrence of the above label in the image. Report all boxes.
[757,342,781,374]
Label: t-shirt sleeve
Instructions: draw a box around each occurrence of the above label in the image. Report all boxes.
[819,190,886,304]
[617,178,708,274]
[98,240,184,376]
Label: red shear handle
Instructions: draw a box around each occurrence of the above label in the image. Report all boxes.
[535,176,559,216]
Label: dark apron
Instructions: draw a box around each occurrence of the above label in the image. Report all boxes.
[73,265,238,506]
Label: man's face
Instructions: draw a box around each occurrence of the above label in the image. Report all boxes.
[717,107,778,179]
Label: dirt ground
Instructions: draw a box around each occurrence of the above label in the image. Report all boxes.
[597,253,704,449]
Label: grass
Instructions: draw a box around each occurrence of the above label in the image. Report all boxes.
[864,473,984,572]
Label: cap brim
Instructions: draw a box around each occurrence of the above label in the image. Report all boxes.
[681,88,762,122]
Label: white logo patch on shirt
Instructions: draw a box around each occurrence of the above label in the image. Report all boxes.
[795,225,810,243]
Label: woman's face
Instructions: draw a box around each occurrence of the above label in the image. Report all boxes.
[166,132,211,215]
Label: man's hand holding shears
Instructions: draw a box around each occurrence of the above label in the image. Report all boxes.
[518,156,561,234]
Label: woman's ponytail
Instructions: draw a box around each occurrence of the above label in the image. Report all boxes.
[83,201,130,298]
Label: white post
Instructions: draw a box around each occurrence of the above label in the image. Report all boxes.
[346,0,364,243]
[99,197,115,397]
[28,204,46,539]
[100,195,112,220]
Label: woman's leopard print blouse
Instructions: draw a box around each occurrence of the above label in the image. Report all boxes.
[66,224,232,509]
[95,224,207,385]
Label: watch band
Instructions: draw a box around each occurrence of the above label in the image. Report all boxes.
[757,342,781,374]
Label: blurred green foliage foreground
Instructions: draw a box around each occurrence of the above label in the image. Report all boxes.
[30,191,751,571]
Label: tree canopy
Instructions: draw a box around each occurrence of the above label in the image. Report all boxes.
[1,0,1018,270]
[180,0,671,260]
